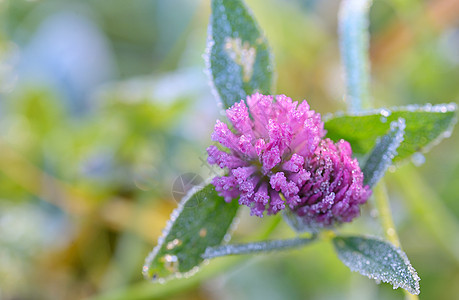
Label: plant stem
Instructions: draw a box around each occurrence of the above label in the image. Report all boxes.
[339,0,373,112]
[374,182,400,247]
[374,181,419,300]
[391,166,459,265]
[202,236,316,259]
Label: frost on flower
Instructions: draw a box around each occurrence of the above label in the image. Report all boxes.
[207,93,371,229]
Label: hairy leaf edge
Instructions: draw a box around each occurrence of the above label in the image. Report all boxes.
[333,235,421,295]
[143,182,240,283]
[324,103,457,159]
[203,0,276,111]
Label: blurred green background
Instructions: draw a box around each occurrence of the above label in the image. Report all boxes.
[1,0,459,299]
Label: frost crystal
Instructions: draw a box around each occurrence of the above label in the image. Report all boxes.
[207,93,371,228]
[333,236,420,295]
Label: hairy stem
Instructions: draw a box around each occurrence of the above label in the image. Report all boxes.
[374,181,400,247]
[202,236,316,259]
[374,181,419,299]
[392,166,459,265]
[339,0,373,112]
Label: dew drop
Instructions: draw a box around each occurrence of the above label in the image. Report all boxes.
[380,116,387,123]
[380,108,391,117]
[170,209,180,222]
[166,238,182,250]
[411,152,426,167]
[163,254,179,273]
[223,232,232,243]
[442,129,453,138]
[142,265,149,276]
[370,209,379,218]
[386,228,396,236]
[184,265,201,279]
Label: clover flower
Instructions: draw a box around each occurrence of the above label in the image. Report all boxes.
[291,138,371,229]
[207,93,371,228]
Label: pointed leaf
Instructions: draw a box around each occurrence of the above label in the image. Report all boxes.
[362,118,405,187]
[333,235,420,295]
[206,0,274,109]
[143,184,239,282]
[324,104,457,162]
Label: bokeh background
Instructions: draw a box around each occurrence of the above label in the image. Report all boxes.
[1,0,459,299]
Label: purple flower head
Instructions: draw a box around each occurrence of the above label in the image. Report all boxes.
[207,93,371,229]
[291,138,372,230]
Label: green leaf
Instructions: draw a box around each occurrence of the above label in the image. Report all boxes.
[333,235,420,295]
[143,184,239,282]
[362,118,405,187]
[324,104,457,162]
[206,0,274,109]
